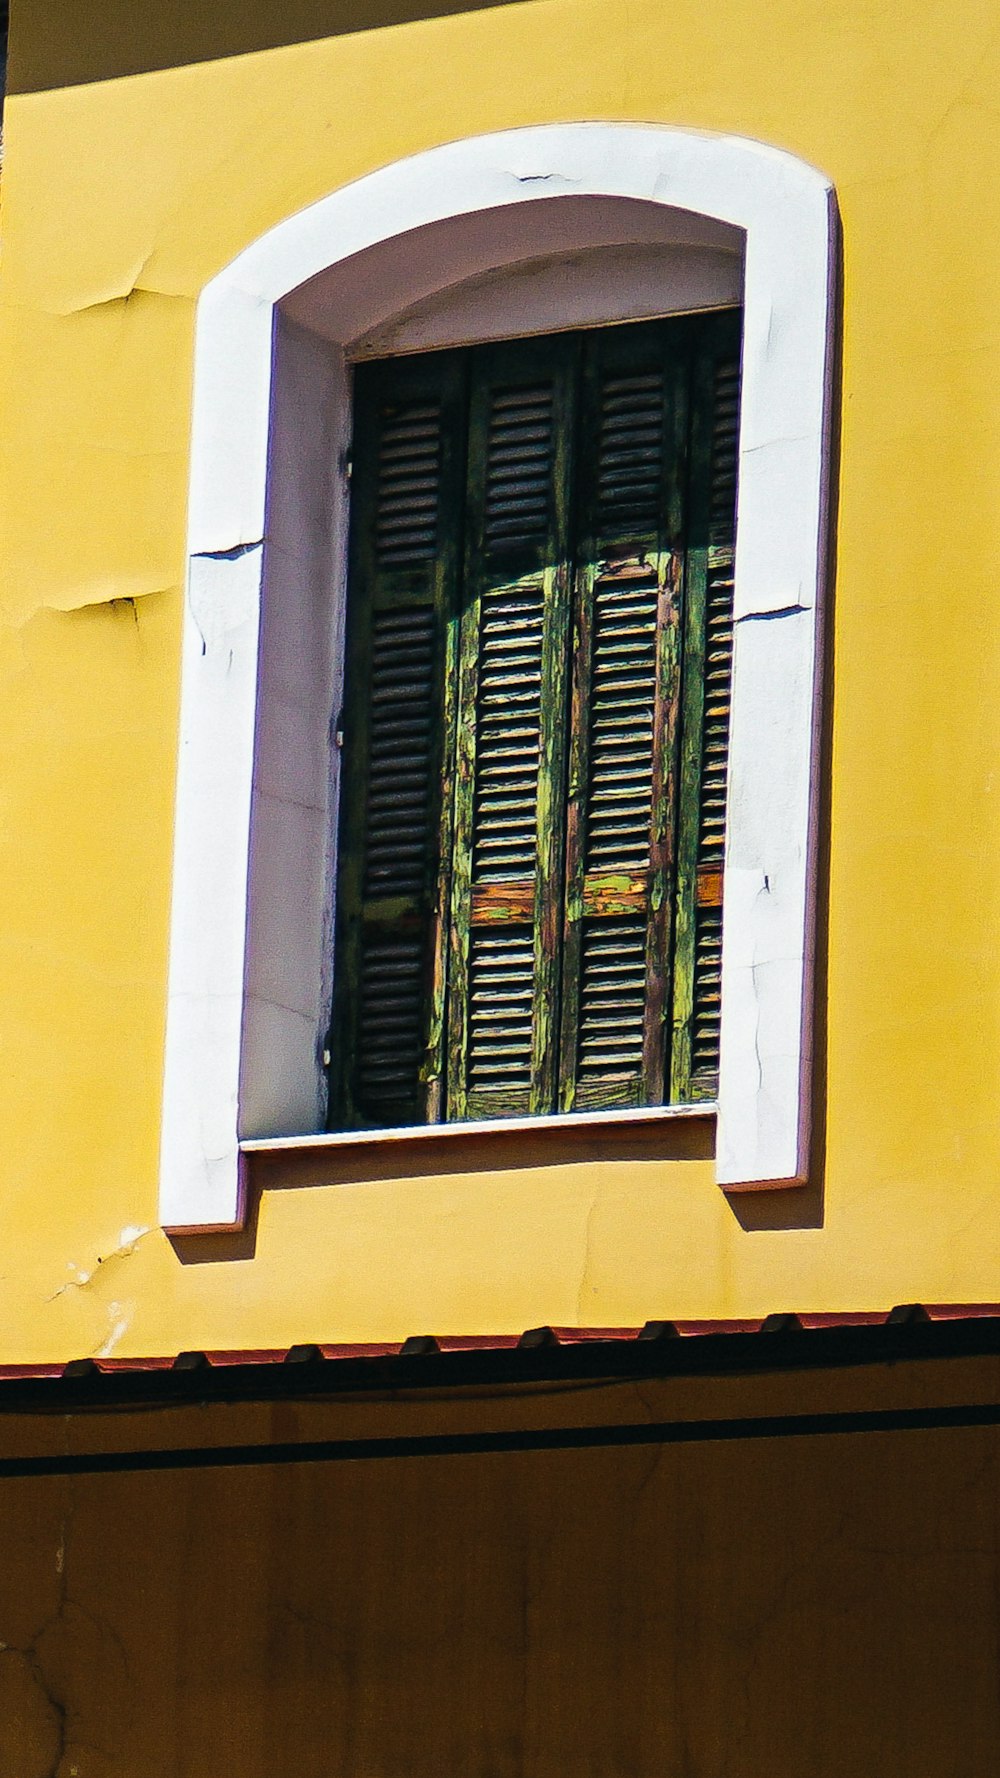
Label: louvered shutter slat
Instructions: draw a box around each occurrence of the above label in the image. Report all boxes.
[584,579,660,870]
[329,356,465,1130]
[689,353,739,1093]
[670,314,741,1103]
[576,916,648,1082]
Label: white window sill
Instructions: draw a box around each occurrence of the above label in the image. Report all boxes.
[240,1101,716,1156]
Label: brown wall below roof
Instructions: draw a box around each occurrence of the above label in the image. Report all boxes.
[6,0,529,93]
[0,1357,997,1775]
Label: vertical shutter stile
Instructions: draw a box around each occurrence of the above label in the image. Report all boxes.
[329,353,465,1129]
[670,312,741,1103]
[559,327,688,1111]
[447,339,576,1119]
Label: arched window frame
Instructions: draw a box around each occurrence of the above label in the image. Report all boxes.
[160,124,837,1233]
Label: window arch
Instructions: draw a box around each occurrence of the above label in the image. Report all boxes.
[160,124,836,1232]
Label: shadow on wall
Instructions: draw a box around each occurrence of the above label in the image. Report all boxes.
[171,1113,717,1265]
[7,0,534,92]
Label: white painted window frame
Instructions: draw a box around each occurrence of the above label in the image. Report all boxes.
[159,123,836,1233]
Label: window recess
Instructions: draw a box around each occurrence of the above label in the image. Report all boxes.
[329,310,740,1132]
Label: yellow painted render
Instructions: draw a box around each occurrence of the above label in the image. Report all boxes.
[0,0,999,1359]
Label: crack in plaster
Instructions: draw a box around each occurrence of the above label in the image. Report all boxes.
[47,588,168,619]
[923,30,1000,146]
[736,602,808,623]
[0,1494,75,1778]
[576,1188,601,1323]
[192,539,265,562]
[5,584,177,627]
[47,248,164,317]
[0,1493,132,1777]
[749,961,766,1093]
[0,1631,68,1777]
[46,1226,151,1304]
[49,586,176,616]
[514,172,576,187]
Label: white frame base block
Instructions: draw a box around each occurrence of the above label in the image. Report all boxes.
[159,124,836,1231]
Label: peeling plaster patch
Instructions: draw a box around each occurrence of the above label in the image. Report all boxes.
[187,544,262,655]
[96,1303,131,1358]
[55,1263,93,1293]
[576,1189,601,1323]
[47,1227,151,1303]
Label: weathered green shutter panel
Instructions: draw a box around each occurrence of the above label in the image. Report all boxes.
[558,323,689,1111]
[670,311,741,1102]
[446,338,576,1120]
[329,352,466,1129]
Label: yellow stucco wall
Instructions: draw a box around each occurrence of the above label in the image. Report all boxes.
[0,1,998,1359]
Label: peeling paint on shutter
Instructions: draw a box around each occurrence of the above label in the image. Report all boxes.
[471,581,546,881]
[447,341,576,1119]
[467,929,537,1093]
[690,903,724,1082]
[583,577,660,871]
[559,325,687,1111]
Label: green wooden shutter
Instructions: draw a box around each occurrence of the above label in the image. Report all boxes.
[331,309,741,1131]
[446,337,577,1120]
[558,322,690,1111]
[670,311,741,1102]
[328,352,466,1129]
